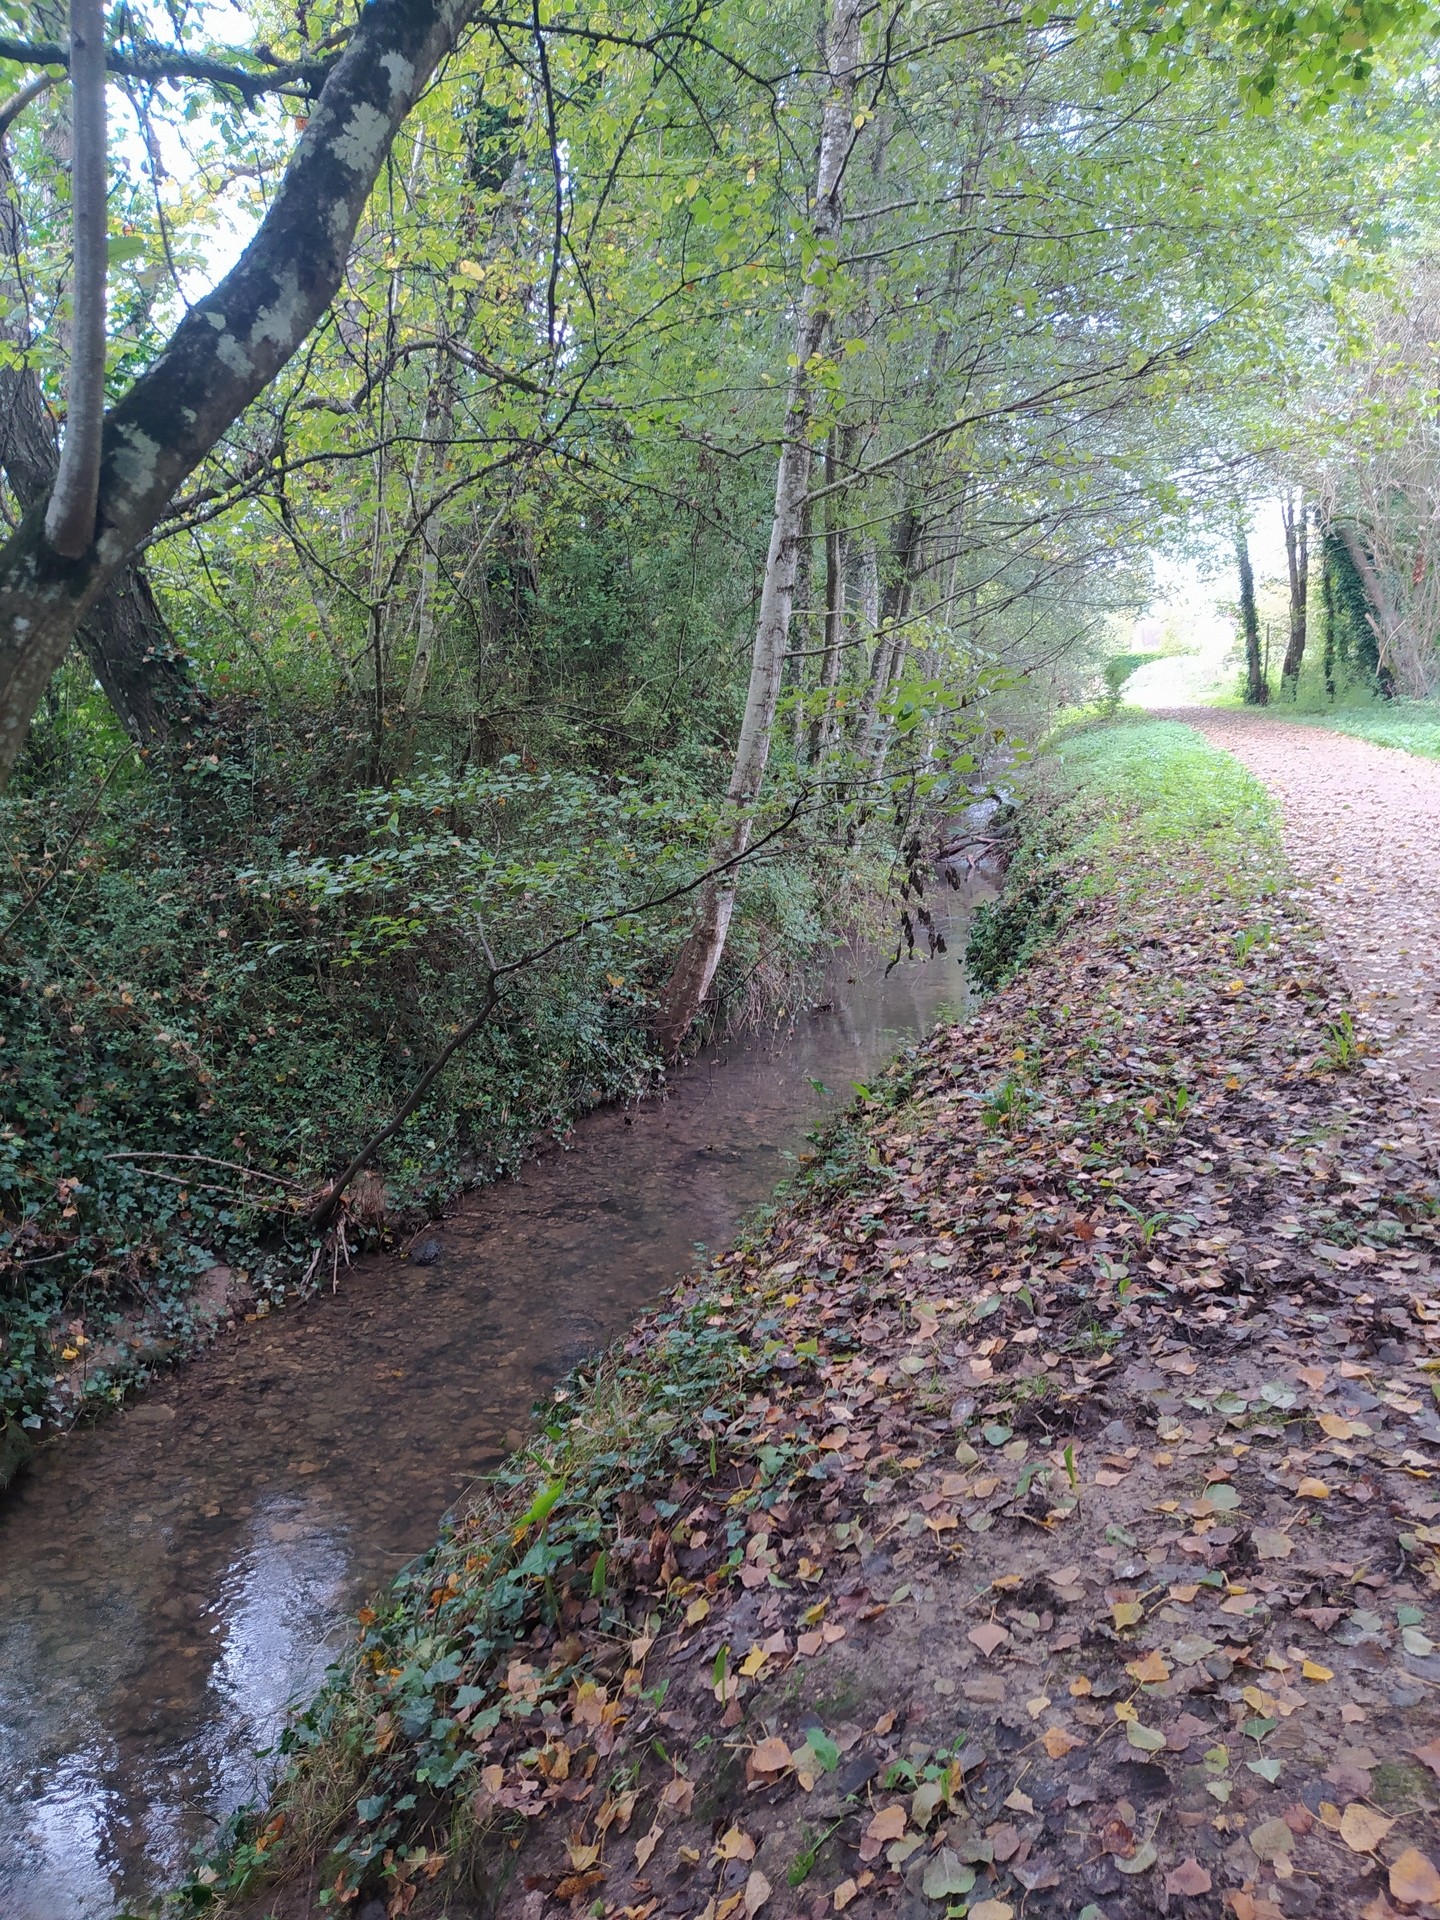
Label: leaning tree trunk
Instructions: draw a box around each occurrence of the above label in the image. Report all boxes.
[650,0,861,1057]
[1280,492,1308,695]
[0,121,213,747]
[0,0,470,787]
[1237,521,1267,706]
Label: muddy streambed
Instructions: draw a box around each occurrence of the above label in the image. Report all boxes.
[0,898,988,1917]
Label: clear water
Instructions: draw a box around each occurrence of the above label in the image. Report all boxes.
[0,898,987,1916]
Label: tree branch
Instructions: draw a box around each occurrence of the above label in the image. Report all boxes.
[0,35,340,107]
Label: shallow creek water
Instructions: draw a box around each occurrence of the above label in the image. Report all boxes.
[0,901,988,1917]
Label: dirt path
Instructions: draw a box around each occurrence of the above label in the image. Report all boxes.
[1165,709,1440,1110]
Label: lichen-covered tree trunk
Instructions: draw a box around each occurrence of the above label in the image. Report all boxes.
[1237,521,1267,706]
[0,0,470,785]
[651,0,861,1057]
[1280,492,1308,694]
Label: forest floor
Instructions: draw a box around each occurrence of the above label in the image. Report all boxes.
[192,718,1440,1920]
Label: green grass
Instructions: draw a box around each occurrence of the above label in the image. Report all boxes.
[966,716,1278,990]
[1280,699,1440,761]
[1053,714,1279,876]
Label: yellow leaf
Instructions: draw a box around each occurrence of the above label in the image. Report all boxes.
[1390,1848,1440,1906]
[686,1596,710,1626]
[833,1880,859,1911]
[1041,1726,1083,1758]
[1318,1412,1368,1440]
[1296,1478,1329,1499]
[739,1646,769,1678]
[716,1827,757,1861]
[1127,1650,1171,1684]
[1302,1660,1333,1682]
[1069,1675,1093,1696]
[1339,1801,1395,1853]
[1112,1600,1144,1629]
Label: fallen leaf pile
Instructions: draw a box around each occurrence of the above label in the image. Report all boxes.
[229,799,1440,1920]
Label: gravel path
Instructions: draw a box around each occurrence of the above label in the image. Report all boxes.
[1165,707,1440,1110]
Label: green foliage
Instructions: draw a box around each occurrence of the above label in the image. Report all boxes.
[0,733,823,1448]
[1100,652,1163,713]
[1321,529,1385,698]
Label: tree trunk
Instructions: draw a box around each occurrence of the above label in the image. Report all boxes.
[45,0,106,558]
[651,0,860,1057]
[0,0,469,787]
[0,127,213,748]
[805,430,845,767]
[1237,521,1267,706]
[1280,492,1308,694]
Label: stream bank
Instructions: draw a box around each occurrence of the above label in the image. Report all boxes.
[0,912,986,1920]
[184,719,1440,1920]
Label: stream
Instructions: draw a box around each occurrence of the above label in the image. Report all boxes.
[0,891,989,1917]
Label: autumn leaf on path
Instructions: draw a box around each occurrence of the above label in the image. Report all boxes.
[1339,1802,1395,1853]
[968,1620,1009,1656]
[1390,1848,1440,1906]
[1165,1857,1212,1896]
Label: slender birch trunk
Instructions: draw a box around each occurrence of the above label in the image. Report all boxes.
[651,0,860,1056]
[807,431,846,768]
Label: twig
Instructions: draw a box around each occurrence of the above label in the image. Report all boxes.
[103,1149,303,1187]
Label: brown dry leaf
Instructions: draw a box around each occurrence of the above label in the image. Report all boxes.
[970,1903,1014,1920]
[1166,1858,1213,1896]
[634,1825,662,1870]
[1390,1848,1440,1906]
[1042,1726,1084,1758]
[1229,1894,1287,1920]
[1339,1802,1395,1854]
[1318,1413,1366,1440]
[1413,1738,1440,1779]
[1127,1649,1171,1684]
[865,1805,908,1844]
[659,1775,695,1815]
[750,1736,793,1775]
[716,1826,757,1862]
[832,1880,859,1912]
[968,1620,1009,1657]
[1296,1477,1330,1500]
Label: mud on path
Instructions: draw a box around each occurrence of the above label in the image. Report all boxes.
[1164,709,1440,1108]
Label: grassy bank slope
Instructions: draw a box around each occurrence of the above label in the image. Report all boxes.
[166,720,1440,1920]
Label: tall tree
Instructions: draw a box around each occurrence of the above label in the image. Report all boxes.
[1237,517,1267,705]
[0,0,471,786]
[1280,491,1309,694]
[651,0,861,1055]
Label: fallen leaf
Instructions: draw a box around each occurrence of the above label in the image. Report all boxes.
[833,1879,858,1912]
[1112,1600,1144,1629]
[1413,1738,1440,1778]
[744,1870,772,1915]
[865,1805,907,1845]
[1128,1649,1171,1684]
[1166,1858,1213,1896]
[969,1903,1014,1920]
[1042,1726,1084,1758]
[716,1827,757,1862]
[921,1850,977,1901]
[1249,1817,1295,1861]
[750,1736,792,1775]
[1318,1413,1367,1440]
[1340,1802,1395,1854]
[1302,1660,1333,1682]
[1127,1721,1167,1752]
[1296,1478,1330,1500]
[1390,1848,1440,1906]
[968,1620,1009,1657]
[634,1824,662,1870]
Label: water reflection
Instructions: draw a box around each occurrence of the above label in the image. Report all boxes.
[0,906,987,1915]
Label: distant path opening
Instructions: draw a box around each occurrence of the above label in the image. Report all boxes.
[1162,708,1440,1109]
